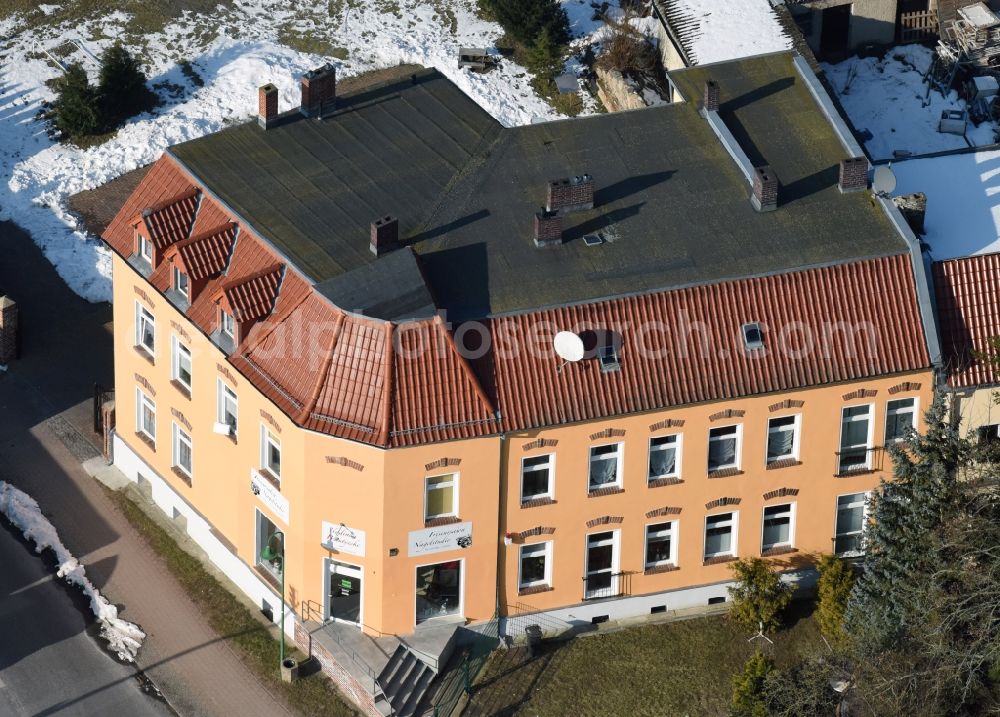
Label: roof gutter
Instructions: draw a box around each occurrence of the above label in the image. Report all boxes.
[876,194,943,369]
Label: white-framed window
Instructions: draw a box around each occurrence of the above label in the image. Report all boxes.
[173,266,190,299]
[839,405,874,473]
[217,379,238,435]
[644,521,678,569]
[172,423,192,477]
[835,492,869,556]
[704,512,737,560]
[708,425,741,472]
[220,308,235,339]
[521,454,554,502]
[255,509,282,580]
[588,443,623,491]
[584,530,620,598]
[260,425,281,480]
[135,302,155,356]
[762,503,795,552]
[885,398,917,444]
[137,233,152,262]
[135,388,156,443]
[518,541,552,590]
[425,473,458,521]
[648,434,681,481]
[766,415,800,463]
[171,336,192,391]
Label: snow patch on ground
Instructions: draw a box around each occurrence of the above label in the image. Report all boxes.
[823,45,998,161]
[666,0,792,65]
[892,149,1000,259]
[0,0,591,302]
[0,481,146,662]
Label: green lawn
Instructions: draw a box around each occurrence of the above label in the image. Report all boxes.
[466,602,823,717]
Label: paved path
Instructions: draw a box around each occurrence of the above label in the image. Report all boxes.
[0,519,174,717]
[0,220,295,717]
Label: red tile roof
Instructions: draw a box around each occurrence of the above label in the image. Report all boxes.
[104,156,498,447]
[142,187,199,251]
[490,255,931,432]
[103,155,931,448]
[933,253,1000,388]
[173,224,237,280]
[219,264,283,322]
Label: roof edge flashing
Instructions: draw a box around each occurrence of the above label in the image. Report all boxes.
[791,54,866,159]
[702,108,754,184]
[877,194,943,367]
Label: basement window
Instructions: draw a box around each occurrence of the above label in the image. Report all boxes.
[742,322,764,352]
[598,343,620,373]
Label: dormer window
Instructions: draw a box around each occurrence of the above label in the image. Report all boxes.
[220,309,236,340]
[173,266,189,299]
[742,322,764,352]
[138,233,152,263]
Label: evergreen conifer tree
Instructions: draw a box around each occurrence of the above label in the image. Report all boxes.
[98,43,154,128]
[53,63,100,139]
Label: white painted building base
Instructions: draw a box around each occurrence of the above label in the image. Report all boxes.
[499,569,816,640]
[111,432,296,641]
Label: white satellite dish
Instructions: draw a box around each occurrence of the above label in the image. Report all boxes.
[873,165,897,195]
[553,331,585,370]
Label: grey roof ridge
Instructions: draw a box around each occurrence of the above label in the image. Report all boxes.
[876,194,943,368]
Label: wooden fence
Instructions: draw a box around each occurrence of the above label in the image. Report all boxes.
[899,9,938,43]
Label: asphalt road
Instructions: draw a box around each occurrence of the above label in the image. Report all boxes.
[0,519,174,717]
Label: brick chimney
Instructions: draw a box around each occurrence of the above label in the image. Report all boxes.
[751,165,778,212]
[838,156,869,193]
[533,210,563,247]
[704,80,720,113]
[300,64,337,118]
[370,216,399,256]
[546,174,594,213]
[258,84,278,130]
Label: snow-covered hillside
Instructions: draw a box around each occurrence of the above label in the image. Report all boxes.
[0,0,602,301]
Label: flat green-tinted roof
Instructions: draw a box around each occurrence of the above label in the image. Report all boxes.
[171,55,905,321]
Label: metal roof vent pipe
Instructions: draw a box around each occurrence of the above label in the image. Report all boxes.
[546,174,594,213]
[370,215,399,256]
[751,165,778,212]
[258,84,278,130]
[703,80,720,113]
[300,63,337,118]
[839,156,869,193]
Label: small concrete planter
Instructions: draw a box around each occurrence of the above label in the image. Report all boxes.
[281,658,299,683]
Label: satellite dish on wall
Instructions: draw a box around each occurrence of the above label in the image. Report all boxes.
[554,331,585,371]
[873,165,897,196]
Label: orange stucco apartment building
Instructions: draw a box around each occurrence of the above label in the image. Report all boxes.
[101,53,939,715]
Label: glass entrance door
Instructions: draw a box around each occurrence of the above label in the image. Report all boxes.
[328,561,362,626]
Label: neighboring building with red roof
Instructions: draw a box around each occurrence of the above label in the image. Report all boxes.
[933,253,1000,444]
[102,55,937,716]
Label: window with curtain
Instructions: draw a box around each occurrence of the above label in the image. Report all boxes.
[708,426,739,471]
[766,416,798,463]
[589,444,622,490]
[648,435,679,480]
